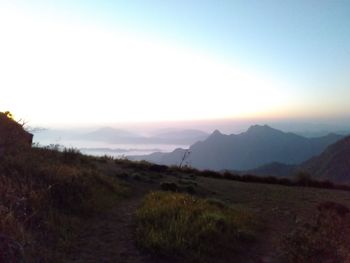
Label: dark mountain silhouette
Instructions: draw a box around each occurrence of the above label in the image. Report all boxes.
[132,125,343,171]
[141,148,188,166]
[301,136,350,183]
[153,129,208,144]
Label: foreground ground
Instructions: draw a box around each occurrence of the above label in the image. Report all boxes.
[69,158,350,263]
[1,148,350,262]
[67,182,152,263]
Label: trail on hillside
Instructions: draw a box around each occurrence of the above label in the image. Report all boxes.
[67,185,152,263]
[67,180,281,263]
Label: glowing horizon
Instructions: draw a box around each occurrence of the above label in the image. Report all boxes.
[1,1,349,126]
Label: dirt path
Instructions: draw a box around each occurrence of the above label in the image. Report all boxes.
[67,180,280,263]
[68,185,152,263]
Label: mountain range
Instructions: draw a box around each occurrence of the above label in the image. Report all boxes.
[131,125,343,171]
[78,127,209,145]
[34,127,209,146]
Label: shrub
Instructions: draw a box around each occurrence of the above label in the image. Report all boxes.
[277,177,293,186]
[131,173,142,181]
[148,164,168,173]
[136,192,256,262]
[98,155,114,163]
[160,182,179,192]
[115,172,129,179]
[62,148,82,164]
[178,179,198,186]
[200,170,220,178]
[294,171,312,186]
[318,180,334,189]
[185,185,196,194]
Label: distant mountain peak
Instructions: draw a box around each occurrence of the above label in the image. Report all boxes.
[247,124,272,131]
[205,129,223,141]
[325,132,341,137]
[246,125,282,135]
[97,127,118,132]
[133,124,344,173]
[211,129,223,136]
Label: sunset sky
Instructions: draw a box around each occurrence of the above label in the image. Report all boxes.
[1,1,349,127]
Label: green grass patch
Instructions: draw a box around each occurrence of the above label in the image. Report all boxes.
[136,191,256,262]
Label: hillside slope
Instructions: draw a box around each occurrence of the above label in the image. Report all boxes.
[301,136,350,183]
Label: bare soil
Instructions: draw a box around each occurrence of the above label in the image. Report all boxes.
[67,183,153,263]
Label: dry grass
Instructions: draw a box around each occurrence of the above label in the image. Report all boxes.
[136,191,257,262]
[0,146,125,262]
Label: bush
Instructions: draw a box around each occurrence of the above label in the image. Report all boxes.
[148,164,168,173]
[200,170,220,178]
[98,155,114,163]
[277,177,293,186]
[178,179,197,186]
[294,171,312,186]
[185,185,196,194]
[160,182,179,192]
[131,173,142,181]
[136,192,256,262]
[62,148,82,164]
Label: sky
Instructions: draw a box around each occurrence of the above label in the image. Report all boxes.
[0,0,350,127]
